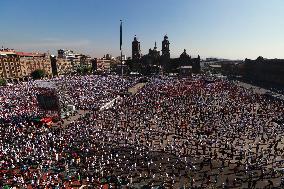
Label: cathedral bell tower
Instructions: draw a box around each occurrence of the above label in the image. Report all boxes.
[132,35,141,61]
[162,35,170,58]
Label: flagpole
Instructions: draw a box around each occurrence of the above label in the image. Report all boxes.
[120,20,123,78]
[121,50,123,78]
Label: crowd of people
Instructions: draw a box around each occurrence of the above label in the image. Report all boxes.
[0,84,39,122]
[0,75,284,188]
[52,75,135,110]
[0,75,135,122]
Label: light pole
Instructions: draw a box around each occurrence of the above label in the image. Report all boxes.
[122,60,125,78]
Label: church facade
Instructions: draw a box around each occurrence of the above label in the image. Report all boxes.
[130,35,201,75]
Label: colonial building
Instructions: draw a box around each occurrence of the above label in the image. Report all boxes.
[130,35,201,75]
[52,49,92,76]
[178,49,201,74]
[160,35,171,72]
[17,52,52,77]
[241,57,284,86]
[54,58,73,75]
[96,58,112,72]
[161,35,170,58]
[139,42,161,74]
[0,50,22,81]
[0,49,52,81]
[96,57,120,73]
[132,35,141,61]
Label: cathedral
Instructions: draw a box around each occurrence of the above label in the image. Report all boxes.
[130,35,200,76]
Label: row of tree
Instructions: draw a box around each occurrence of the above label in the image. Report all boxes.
[0,66,93,86]
[31,66,93,80]
[0,69,46,86]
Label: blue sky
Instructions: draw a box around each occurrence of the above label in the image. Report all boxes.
[1,0,284,59]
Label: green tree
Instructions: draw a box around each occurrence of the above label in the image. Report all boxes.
[77,67,84,75]
[83,67,92,75]
[77,66,92,75]
[31,69,46,80]
[0,78,7,86]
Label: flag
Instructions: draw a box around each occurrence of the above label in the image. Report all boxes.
[120,20,122,50]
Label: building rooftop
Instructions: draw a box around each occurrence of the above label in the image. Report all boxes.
[0,51,17,56]
[16,52,45,57]
[179,66,192,69]
[209,65,222,68]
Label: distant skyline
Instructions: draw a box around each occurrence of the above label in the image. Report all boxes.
[1,0,284,59]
